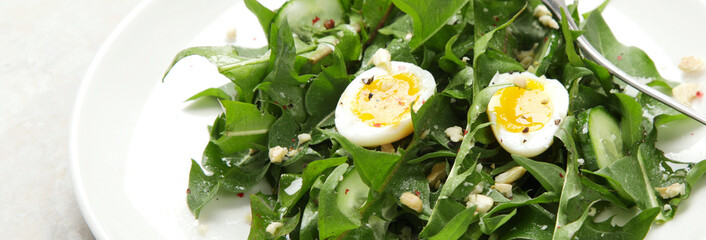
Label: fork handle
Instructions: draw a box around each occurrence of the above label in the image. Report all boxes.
[541,0,706,125]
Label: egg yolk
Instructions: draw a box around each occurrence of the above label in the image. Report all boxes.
[491,79,553,133]
[352,72,420,127]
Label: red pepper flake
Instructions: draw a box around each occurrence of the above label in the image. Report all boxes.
[282,105,288,109]
[481,33,485,36]
[492,23,497,27]
[559,173,564,178]
[345,189,350,194]
[274,101,279,104]
[414,190,421,196]
[544,37,548,43]
[291,139,296,142]
[422,100,426,104]
[186,188,191,194]
[312,16,320,24]
[617,55,623,60]
[463,129,469,135]
[374,123,381,127]
[691,133,695,136]
[324,19,335,29]
[696,91,704,97]
[237,193,244,198]
[494,16,499,21]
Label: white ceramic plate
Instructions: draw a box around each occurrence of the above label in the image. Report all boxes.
[71,0,706,239]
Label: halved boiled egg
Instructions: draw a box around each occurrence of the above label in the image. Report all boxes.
[335,49,436,147]
[486,72,569,157]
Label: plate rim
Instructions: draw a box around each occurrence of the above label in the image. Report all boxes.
[69,0,153,238]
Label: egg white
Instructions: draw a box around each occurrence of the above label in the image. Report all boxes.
[335,61,436,147]
[487,72,569,157]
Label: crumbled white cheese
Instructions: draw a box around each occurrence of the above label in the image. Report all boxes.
[533,5,551,17]
[655,183,686,199]
[381,143,396,153]
[225,28,237,43]
[266,222,283,235]
[426,162,447,189]
[540,225,548,230]
[269,146,288,163]
[470,183,484,195]
[538,15,559,29]
[445,126,464,142]
[678,56,705,73]
[197,223,209,235]
[512,75,528,88]
[461,56,470,63]
[664,204,672,211]
[400,192,423,213]
[476,163,483,172]
[516,43,538,69]
[672,82,702,106]
[495,166,527,184]
[245,212,252,225]
[466,194,494,213]
[371,48,392,73]
[286,148,299,157]
[577,158,585,166]
[493,183,513,197]
[297,133,312,145]
[587,207,597,217]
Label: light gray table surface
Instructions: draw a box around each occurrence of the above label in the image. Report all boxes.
[1,0,141,239]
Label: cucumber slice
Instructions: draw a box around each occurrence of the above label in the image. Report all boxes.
[336,167,370,218]
[576,106,624,170]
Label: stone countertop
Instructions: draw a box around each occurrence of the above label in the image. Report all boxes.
[0,0,141,238]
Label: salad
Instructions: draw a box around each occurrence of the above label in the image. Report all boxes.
[164,0,706,239]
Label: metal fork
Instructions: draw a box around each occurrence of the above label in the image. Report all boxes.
[541,0,706,125]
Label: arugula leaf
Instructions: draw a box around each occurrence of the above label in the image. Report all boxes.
[385,162,432,217]
[186,82,237,101]
[377,15,413,39]
[419,198,469,238]
[265,20,302,86]
[496,205,555,240]
[303,49,349,131]
[472,3,526,64]
[321,129,401,192]
[244,0,275,40]
[213,101,276,153]
[614,93,646,152]
[573,207,660,240]
[391,0,469,50]
[478,209,517,234]
[411,94,462,148]
[277,157,348,213]
[202,142,270,193]
[186,159,221,218]
[511,154,565,194]
[163,46,241,78]
[582,11,664,81]
[248,193,301,239]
